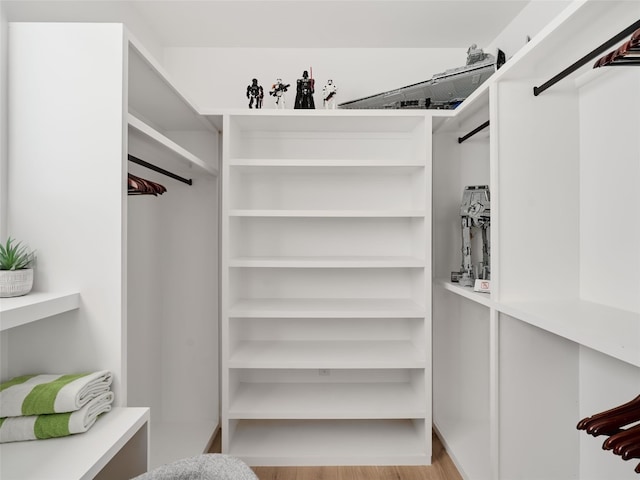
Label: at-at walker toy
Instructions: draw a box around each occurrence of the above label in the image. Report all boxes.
[451,185,491,290]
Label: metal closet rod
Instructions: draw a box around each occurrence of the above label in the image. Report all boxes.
[458,120,490,144]
[533,18,640,96]
[128,154,192,186]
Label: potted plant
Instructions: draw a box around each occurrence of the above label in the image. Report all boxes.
[0,237,36,297]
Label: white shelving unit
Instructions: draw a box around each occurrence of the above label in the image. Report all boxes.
[431,1,640,479]
[220,111,432,466]
[0,292,80,332]
[126,32,220,469]
[0,408,149,480]
[5,22,220,475]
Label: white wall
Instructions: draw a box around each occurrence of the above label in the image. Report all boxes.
[0,0,7,383]
[1,3,8,240]
[1,0,164,60]
[163,47,468,109]
[485,0,571,61]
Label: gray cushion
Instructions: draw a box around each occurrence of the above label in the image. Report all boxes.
[132,454,258,480]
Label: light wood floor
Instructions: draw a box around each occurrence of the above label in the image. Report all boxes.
[209,429,463,480]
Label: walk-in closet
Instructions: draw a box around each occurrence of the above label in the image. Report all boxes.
[1,1,639,479]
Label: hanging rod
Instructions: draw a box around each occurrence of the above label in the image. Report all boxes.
[458,120,490,143]
[128,154,192,186]
[533,18,640,96]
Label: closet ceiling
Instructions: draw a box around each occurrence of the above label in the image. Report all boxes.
[3,0,531,48]
[128,0,531,48]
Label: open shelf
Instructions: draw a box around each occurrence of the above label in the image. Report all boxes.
[229,209,426,218]
[127,34,215,134]
[228,419,429,466]
[229,159,425,168]
[222,111,430,465]
[435,279,493,308]
[229,381,426,419]
[0,407,148,480]
[498,299,640,368]
[228,340,425,369]
[229,256,425,268]
[128,113,218,176]
[229,298,426,318]
[0,291,80,332]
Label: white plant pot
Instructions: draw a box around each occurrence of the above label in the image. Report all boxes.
[0,269,34,297]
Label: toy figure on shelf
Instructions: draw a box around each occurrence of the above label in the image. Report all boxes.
[269,78,290,109]
[294,69,315,109]
[451,185,491,290]
[246,78,264,109]
[322,79,337,109]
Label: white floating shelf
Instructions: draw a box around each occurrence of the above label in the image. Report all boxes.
[498,298,640,367]
[0,407,149,480]
[228,419,429,466]
[228,340,426,369]
[229,382,427,419]
[436,278,493,308]
[229,298,426,318]
[229,256,426,268]
[128,113,218,177]
[229,159,425,169]
[229,209,426,218]
[127,33,216,133]
[0,291,81,332]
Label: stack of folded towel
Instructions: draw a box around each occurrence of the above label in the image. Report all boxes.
[0,371,114,443]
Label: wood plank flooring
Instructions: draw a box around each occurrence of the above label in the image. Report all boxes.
[209,430,463,480]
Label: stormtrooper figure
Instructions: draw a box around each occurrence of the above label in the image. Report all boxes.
[246,78,264,109]
[269,78,290,109]
[322,79,337,109]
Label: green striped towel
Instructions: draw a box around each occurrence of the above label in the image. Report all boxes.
[0,391,114,443]
[0,371,112,417]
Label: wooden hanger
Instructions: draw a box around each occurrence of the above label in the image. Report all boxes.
[128,173,167,196]
[577,395,640,432]
[584,410,640,436]
[593,28,640,67]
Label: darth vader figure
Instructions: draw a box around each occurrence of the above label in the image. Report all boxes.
[294,70,315,109]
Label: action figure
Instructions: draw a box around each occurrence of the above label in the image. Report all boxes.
[269,78,290,109]
[246,78,264,109]
[322,79,337,109]
[294,70,315,109]
[451,185,491,288]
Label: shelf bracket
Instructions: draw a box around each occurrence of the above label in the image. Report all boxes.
[458,120,490,144]
[533,18,640,96]
[128,154,192,186]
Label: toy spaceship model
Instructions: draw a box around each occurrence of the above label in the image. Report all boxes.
[339,45,505,110]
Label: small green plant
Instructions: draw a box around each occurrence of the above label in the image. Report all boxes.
[0,237,35,270]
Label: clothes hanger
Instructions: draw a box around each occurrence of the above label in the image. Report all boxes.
[585,411,640,436]
[128,173,167,196]
[577,395,640,431]
[603,423,640,453]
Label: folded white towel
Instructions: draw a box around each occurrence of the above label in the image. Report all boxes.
[0,391,114,443]
[0,371,113,417]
